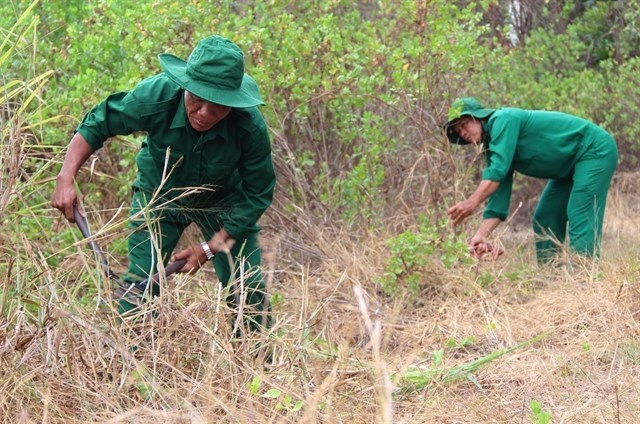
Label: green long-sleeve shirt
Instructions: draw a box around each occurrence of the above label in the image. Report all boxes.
[76,74,276,239]
[481,108,610,220]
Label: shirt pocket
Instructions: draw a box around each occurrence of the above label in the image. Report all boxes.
[204,161,236,186]
[147,141,185,174]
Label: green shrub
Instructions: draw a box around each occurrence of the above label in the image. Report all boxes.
[377,216,471,297]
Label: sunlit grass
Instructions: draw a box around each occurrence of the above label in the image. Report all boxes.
[3,2,640,423]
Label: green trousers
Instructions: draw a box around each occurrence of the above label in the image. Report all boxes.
[118,190,268,330]
[533,134,618,263]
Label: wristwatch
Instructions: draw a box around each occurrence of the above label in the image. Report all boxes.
[201,241,215,260]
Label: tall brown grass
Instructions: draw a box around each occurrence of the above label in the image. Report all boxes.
[3,174,639,423]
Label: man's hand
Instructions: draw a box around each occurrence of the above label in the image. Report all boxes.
[447,180,501,226]
[469,233,504,260]
[51,174,79,222]
[171,229,236,274]
[472,242,504,260]
[51,133,95,222]
[207,228,236,255]
[447,198,479,226]
[172,244,208,274]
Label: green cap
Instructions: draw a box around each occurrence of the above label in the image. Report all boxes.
[158,35,264,108]
[445,97,495,145]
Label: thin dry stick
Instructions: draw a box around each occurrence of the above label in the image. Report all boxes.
[354,285,393,424]
[230,253,244,338]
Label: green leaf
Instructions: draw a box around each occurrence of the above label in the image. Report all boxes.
[262,388,282,399]
[248,376,261,395]
[432,348,444,366]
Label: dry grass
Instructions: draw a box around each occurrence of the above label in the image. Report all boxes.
[3,12,640,421]
[2,184,640,423]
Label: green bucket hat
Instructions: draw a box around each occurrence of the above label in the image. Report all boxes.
[445,97,495,145]
[158,35,264,108]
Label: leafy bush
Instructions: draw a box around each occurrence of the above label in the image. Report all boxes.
[473,2,640,171]
[31,0,491,227]
[377,216,472,297]
[2,0,640,266]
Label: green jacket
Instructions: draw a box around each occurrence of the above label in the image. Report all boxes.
[481,108,612,220]
[76,74,276,239]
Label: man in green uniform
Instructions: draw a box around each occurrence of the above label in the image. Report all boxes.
[445,97,617,263]
[52,35,275,329]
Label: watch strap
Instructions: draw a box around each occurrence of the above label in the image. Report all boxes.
[201,241,215,260]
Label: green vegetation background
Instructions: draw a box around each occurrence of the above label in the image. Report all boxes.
[3,0,639,310]
[3,0,640,326]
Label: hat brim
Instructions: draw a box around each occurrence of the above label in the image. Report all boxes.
[444,109,495,145]
[158,53,265,108]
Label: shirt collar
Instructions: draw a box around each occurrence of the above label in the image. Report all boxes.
[170,93,187,130]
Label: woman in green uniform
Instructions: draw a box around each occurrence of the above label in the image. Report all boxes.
[52,36,276,329]
[445,97,618,263]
